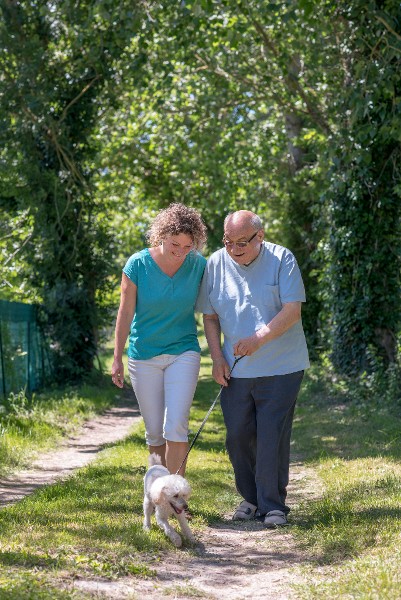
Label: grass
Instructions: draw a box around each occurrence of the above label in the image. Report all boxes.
[0,375,120,476]
[162,583,210,597]
[0,353,239,598]
[291,365,401,599]
[0,355,400,598]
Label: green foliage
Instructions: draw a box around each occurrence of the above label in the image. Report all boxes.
[0,0,148,381]
[325,0,401,374]
[1,0,401,381]
[95,0,339,355]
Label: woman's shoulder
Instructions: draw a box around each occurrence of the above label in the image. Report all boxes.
[125,248,148,265]
[197,251,207,265]
[188,250,207,267]
[123,248,150,273]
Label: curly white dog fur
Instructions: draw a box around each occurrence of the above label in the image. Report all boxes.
[143,454,195,547]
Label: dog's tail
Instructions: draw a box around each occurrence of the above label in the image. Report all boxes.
[148,453,163,467]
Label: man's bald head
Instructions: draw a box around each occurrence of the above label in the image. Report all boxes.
[224,210,263,231]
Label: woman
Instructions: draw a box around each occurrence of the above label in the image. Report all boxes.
[111,203,207,475]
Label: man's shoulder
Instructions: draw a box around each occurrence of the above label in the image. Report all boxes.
[263,242,301,269]
[206,247,225,265]
[263,241,289,258]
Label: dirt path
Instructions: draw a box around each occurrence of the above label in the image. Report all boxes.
[73,460,320,600]
[0,393,321,599]
[0,395,142,507]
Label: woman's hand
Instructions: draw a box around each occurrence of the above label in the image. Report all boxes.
[111,358,124,388]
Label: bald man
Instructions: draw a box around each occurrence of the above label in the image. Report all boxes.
[197,210,309,527]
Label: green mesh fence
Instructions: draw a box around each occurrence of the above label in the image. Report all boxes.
[0,299,52,396]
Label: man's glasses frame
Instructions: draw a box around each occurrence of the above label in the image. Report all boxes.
[223,230,259,249]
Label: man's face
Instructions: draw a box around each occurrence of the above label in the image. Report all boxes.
[223,221,263,265]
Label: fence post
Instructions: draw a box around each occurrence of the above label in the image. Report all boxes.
[0,323,6,397]
[27,320,31,393]
[0,300,51,394]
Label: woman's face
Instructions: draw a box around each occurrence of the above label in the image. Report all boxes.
[161,233,194,263]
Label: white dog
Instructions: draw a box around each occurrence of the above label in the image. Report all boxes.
[143,454,195,547]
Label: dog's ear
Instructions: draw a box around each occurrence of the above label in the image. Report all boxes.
[150,478,167,505]
[149,453,162,467]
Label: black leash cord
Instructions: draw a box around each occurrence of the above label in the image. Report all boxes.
[175,355,245,475]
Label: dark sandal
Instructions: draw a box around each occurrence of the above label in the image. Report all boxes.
[232,500,257,520]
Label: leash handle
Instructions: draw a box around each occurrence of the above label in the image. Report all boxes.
[175,355,245,475]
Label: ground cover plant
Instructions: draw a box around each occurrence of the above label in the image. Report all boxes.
[0,356,400,598]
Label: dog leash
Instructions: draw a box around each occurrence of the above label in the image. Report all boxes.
[175,355,245,475]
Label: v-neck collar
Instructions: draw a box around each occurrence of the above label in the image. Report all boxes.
[146,248,189,280]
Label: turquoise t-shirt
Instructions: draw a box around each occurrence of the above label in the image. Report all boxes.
[123,249,206,360]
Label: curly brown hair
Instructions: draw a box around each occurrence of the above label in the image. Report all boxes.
[147,203,207,251]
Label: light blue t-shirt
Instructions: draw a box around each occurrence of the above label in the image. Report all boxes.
[196,241,310,377]
[123,249,206,360]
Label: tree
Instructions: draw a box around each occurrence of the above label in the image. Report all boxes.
[326,0,401,373]
[3,0,400,383]
[95,0,339,354]
[0,0,147,380]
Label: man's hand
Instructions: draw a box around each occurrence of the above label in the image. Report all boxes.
[233,331,263,357]
[233,303,302,357]
[212,356,231,386]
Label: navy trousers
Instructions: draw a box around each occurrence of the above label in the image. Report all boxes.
[220,371,304,516]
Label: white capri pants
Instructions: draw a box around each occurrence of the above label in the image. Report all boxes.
[128,350,201,446]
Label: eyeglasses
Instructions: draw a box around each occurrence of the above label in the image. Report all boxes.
[223,231,259,249]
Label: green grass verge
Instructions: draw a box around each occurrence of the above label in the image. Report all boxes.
[291,365,401,599]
